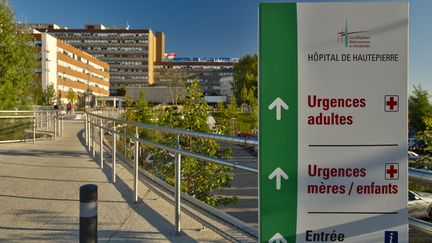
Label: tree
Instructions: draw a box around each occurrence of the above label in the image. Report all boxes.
[232,54,257,107]
[409,85,432,134]
[135,89,152,124]
[121,90,153,126]
[66,88,77,104]
[412,117,432,169]
[225,96,239,135]
[153,81,236,206]
[0,0,37,109]
[119,90,158,164]
[156,65,187,105]
[40,84,57,105]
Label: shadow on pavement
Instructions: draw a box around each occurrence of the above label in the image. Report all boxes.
[76,128,200,242]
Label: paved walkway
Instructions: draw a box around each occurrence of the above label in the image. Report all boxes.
[0,120,225,242]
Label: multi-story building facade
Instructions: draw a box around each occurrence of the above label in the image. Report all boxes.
[31,24,165,96]
[154,57,238,97]
[33,30,110,105]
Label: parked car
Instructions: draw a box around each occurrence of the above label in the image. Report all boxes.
[409,138,430,155]
[409,151,420,161]
[408,191,432,220]
[409,138,420,148]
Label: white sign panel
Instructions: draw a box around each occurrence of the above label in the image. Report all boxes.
[297,3,408,243]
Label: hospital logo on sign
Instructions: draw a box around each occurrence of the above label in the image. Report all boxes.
[337,18,371,48]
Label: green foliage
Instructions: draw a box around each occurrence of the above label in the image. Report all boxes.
[215,100,225,112]
[34,84,57,105]
[0,118,31,141]
[66,88,77,104]
[409,85,432,133]
[416,117,432,152]
[232,54,257,107]
[117,82,237,206]
[0,0,38,109]
[30,82,44,107]
[409,181,432,193]
[213,111,257,136]
[121,91,153,126]
[135,90,152,124]
[43,85,57,105]
[153,81,236,206]
[122,90,157,142]
[411,117,432,170]
[226,96,238,118]
[121,97,136,120]
[118,92,162,170]
[212,95,257,136]
[236,113,258,133]
[30,83,57,107]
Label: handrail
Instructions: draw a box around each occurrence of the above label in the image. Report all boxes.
[409,217,432,234]
[93,121,258,173]
[0,110,37,113]
[409,168,432,184]
[0,110,64,143]
[0,116,35,118]
[86,110,258,146]
[87,113,258,173]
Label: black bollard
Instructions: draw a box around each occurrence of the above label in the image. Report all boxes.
[80,184,98,243]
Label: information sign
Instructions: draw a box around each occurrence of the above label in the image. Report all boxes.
[259,3,408,242]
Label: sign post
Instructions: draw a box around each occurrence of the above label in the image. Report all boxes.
[259,3,408,242]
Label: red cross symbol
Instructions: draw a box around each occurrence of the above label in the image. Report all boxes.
[385,163,399,180]
[385,95,399,112]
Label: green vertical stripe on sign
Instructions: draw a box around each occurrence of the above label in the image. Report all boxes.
[259,3,298,243]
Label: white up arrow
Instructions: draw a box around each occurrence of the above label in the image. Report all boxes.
[268,232,287,243]
[268,97,288,120]
[268,167,288,190]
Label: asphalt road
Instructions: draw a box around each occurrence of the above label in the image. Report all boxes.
[214,142,258,229]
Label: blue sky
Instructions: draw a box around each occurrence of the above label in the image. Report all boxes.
[8,0,432,94]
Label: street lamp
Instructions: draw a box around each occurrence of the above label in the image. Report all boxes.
[84,89,92,109]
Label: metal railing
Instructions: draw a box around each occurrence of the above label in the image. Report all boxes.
[409,168,432,184]
[0,110,64,143]
[84,108,258,236]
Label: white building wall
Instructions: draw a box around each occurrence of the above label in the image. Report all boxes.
[41,33,58,91]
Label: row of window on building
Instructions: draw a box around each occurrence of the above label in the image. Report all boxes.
[155,72,232,77]
[110,68,147,73]
[156,65,233,70]
[58,47,107,72]
[92,53,147,59]
[81,46,148,52]
[65,39,148,44]
[57,59,108,81]
[110,83,147,88]
[107,61,147,66]
[57,72,108,92]
[53,32,149,37]
[111,75,147,80]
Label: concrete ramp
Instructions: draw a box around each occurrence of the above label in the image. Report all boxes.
[0,120,226,242]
